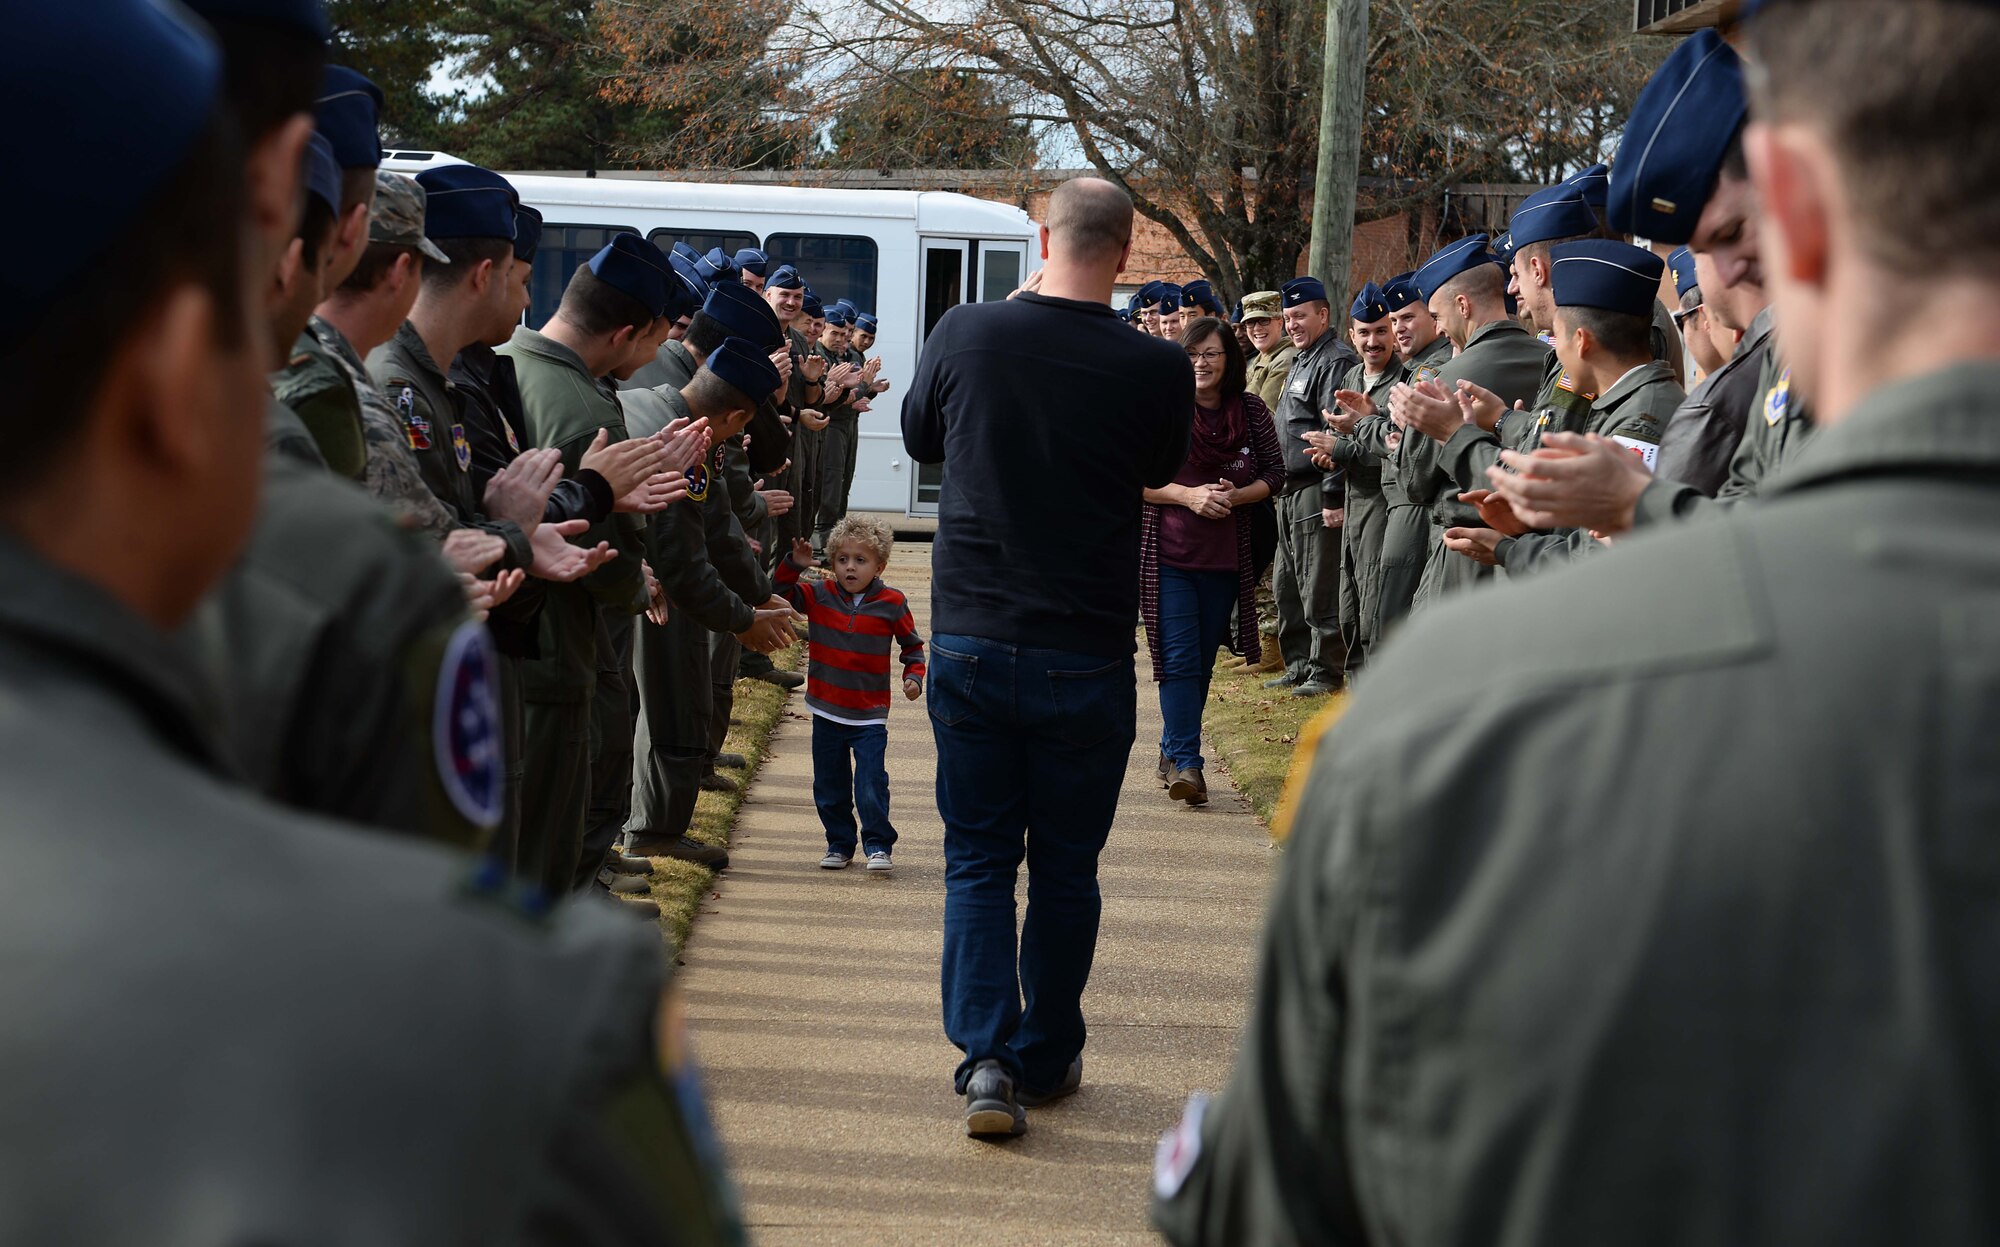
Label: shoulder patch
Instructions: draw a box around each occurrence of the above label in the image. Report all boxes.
[434,620,503,831]
[685,461,710,504]
[395,383,432,450]
[1764,367,1791,427]
[1611,435,1660,472]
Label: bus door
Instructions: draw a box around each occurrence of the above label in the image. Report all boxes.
[910,237,1032,515]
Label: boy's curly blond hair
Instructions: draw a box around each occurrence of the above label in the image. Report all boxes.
[826,515,894,566]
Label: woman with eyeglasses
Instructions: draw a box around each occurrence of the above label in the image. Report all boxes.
[1139,316,1287,807]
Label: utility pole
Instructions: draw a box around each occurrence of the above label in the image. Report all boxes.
[1308,0,1370,290]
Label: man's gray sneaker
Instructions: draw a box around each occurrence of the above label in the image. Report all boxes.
[1017,1057,1083,1108]
[963,1059,1026,1139]
[1292,680,1339,698]
[1262,674,1297,689]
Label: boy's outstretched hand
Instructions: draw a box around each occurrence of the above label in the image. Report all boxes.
[903,678,923,701]
[790,537,815,568]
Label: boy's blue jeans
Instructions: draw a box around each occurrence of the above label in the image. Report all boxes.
[926,633,1136,1096]
[811,716,896,856]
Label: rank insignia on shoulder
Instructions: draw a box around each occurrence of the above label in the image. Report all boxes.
[289,353,311,368]
[452,422,472,472]
[434,620,503,831]
[1765,368,1791,427]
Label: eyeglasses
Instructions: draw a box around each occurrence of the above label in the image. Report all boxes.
[1185,350,1227,363]
[1671,303,1705,328]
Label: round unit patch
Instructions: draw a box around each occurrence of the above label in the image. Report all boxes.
[433,620,504,830]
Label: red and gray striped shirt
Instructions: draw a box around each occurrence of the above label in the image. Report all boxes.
[773,560,927,725]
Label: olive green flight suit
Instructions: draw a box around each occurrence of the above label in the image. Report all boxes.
[1329,362,1399,678]
[788,327,824,553]
[368,320,533,571]
[1369,333,1455,637]
[272,327,366,479]
[265,393,326,472]
[1272,329,1358,688]
[620,386,769,846]
[1406,320,1546,612]
[768,326,819,565]
[498,326,648,897]
[1496,361,1686,576]
[188,451,490,847]
[1632,329,1818,525]
[0,531,742,1245]
[1155,361,2000,1247]
[710,432,770,768]
[812,342,863,548]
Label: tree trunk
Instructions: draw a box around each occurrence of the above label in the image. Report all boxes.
[1309,0,1370,295]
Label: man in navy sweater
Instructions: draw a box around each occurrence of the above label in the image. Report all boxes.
[903,177,1193,1139]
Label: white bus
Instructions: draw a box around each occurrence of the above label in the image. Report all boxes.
[382,152,1041,516]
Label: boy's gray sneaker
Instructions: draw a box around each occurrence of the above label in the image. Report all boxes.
[819,851,852,870]
[1017,1057,1083,1108]
[963,1059,1026,1139]
[865,851,894,875]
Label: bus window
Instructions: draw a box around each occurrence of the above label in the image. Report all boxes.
[765,234,879,314]
[647,228,760,263]
[529,224,637,328]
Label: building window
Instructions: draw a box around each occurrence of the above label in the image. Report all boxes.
[530,224,636,329]
[646,228,761,264]
[765,234,880,315]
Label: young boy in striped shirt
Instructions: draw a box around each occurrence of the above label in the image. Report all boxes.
[776,516,926,874]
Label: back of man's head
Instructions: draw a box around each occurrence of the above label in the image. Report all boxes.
[1045,178,1134,263]
[1746,1,2000,278]
[557,265,655,340]
[1438,263,1508,318]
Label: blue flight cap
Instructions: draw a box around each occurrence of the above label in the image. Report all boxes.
[1156,282,1184,304]
[767,264,804,291]
[801,291,824,319]
[824,306,854,328]
[181,0,330,41]
[666,266,704,322]
[588,232,672,318]
[1182,280,1225,316]
[1413,235,1498,301]
[315,66,382,170]
[302,132,341,215]
[1567,163,1610,211]
[696,247,738,285]
[671,241,702,265]
[1381,271,1421,312]
[1156,293,1183,315]
[4,1,222,338]
[1493,231,1519,266]
[667,248,703,289]
[1549,240,1666,317]
[856,313,879,333]
[702,282,783,349]
[1230,300,1243,324]
[733,247,769,277]
[1135,281,1164,309]
[512,203,543,262]
[1509,184,1600,249]
[1609,30,1747,244]
[1281,276,1329,307]
[1349,282,1389,324]
[1668,245,1699,299]
[705,336,783,403]
[415,164,517,241]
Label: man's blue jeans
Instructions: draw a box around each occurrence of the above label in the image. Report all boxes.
[1155,565,1237,771]
[811,716,895,856]
[927,634,1137,1095]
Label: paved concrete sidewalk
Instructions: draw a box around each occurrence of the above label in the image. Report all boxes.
[678,544,1276,1246]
